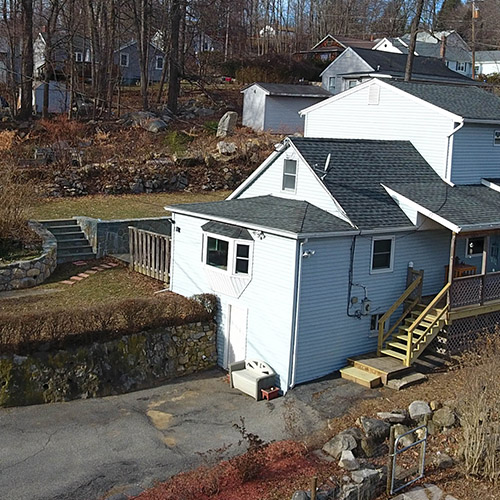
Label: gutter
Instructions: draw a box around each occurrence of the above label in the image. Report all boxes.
[444,119,464,183]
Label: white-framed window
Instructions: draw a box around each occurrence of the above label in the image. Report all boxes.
[466,236,484,257]
[282,158,297,192]
[120,53,129,67]
[347,80,358,89]
[155,55,164,70]
[75,51,83,62]
[328,76,336,93]
[204,234,252,276]
[370,313,386,336]
[370,236,395,273]
[494,130,500,146]
[455,61,466,72]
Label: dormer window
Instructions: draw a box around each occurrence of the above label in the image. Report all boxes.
[282,159,297,191]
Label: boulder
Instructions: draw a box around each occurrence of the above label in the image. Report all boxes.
[360,437,378,458]
[323,432,357,460]
[291,491,309,500]
[432,407,456,428]
[392,424,415,448]
[359,416,390,441]
[433,452,454,469]
[339,450,360,471]
[430,400,442,411]
[216,111,238,137]
[409,400,432,423]
[217,141,237,155]
[377,411,407,424]
[142,118,168,133]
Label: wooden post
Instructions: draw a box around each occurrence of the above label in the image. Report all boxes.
[447,232,457,314]
[310,476,317,500]
[128,227,134,271]
[387,425,396,495]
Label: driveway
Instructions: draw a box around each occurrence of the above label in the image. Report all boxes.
[0,368,382,500]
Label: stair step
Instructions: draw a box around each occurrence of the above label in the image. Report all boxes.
[340,366,381,388]
[380,348,407,361]
[387,341,409,352]
[413,354,446,373]
[48,226,82,234]
[53,232,86,241]
[57,252,96,264]
[40,219,78,227]
[58,246,94,255]
[57,240,93,249]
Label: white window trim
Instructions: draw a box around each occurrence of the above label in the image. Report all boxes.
[466,236,484,257]
[120,53,129,67]
[203,233,253,276]
[75,51,83,62]
[370,236,395,274]
[369,312,386,337]
[155,55,164,70]
[494,130,500,146]
[282,157,297,193]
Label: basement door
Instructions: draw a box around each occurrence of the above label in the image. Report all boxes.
[226,304,248,366]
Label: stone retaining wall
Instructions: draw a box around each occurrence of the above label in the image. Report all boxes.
[0,222,57,292]
[76,216,171,258]
[0,320,217,407]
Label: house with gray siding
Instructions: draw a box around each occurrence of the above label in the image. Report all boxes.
[321,47,473,94]
[167,78,500,394]
[114,41,165,85]
[241,83,331,134]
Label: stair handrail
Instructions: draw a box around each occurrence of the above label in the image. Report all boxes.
[405,282,451,366]
[377,275,423,355]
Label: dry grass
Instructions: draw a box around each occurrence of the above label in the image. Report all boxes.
[0,130,16,151]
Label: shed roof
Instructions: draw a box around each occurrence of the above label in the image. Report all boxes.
[242,82,332,98]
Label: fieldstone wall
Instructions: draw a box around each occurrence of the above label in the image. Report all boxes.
[0,320,216,407]
[76,216,171,257]
[0,222,57,292]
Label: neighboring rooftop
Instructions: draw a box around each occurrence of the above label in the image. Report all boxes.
[288,137,441,230]
[242,82,332,98]
[387,80,500,120]
[168,195,355,235]
[475,50,500,63]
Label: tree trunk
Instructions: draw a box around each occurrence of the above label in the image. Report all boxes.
[405,0,425,81]
[20,0,33,120]
[167,0,181,114]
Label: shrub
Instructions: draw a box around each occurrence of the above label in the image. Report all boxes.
[164,130,193,156]
[0,293,217,354]
[457,333,500,481]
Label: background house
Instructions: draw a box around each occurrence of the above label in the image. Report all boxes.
[320,47,473,94]
[475,51,500,76]
[32,81,70,114]
[241,82,331,133]
[295,34,376,62]
[114,41,165,85]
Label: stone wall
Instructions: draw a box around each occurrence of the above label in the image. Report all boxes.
[76,216,171,258]
[0,222,57,292]
[0,320,216,407]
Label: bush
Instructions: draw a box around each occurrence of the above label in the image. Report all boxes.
[0,294,217,354]
[457,333,500,481]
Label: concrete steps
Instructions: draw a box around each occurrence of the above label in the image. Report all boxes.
[40,219,96,264]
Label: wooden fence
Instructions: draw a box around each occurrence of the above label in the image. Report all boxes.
[129,227,171,282]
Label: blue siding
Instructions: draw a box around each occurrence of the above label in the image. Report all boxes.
[294,229,451,384]
[321,49,372,94]
[451,124,500,184]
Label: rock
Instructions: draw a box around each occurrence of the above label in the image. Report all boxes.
[430,400,442,411]
[432,407,456,428]
[216,111,238,137]
[323,432,357,460]
[377,411,407,424]
[360,437,377,458]
[409,401,432,423]
[392,424,415,448]
[340,484,359,500]
[130,181,144,194]
[359,416,390,441]
[291,491,309,500]
[434,452,454,469]
[339,450,359,471]
[142,118,168,133]
[351,468,380,485]
[217,141,237,155]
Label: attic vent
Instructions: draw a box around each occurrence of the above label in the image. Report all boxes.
[368,85,380,105]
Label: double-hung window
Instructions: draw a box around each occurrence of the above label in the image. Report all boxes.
[282,159,297,191]
[120,53,129,67]
[371,236,394,273]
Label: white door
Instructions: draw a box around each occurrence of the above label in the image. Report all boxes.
[226,304,248,366]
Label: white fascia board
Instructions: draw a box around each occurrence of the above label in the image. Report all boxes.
[299,225,417,239]
[382,184,461,232]
[372,38,390,51]
[374,78,464,123]
[464,118,500,125]
[481,178,500,192]
[287,141,356,227]
[227,148,284,199]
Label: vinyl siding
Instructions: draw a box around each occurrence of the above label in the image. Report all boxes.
[451,124,500,184]
[236,148,348,221]
[169,212,298,391]
[304,82,455,180]
[321,50,372,94]
[293,229,451,384]
[115,42,164,84]
[264,96,326,133]
[242,86,266,131]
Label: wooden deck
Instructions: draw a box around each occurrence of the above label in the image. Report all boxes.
[346,352,412,385]
[449,298,500,320]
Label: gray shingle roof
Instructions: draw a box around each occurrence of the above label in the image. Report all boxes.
[289,137,440,230]
[387,80,500,120]
[246,82,331,98]
[170,195,355,235]
[386,182,500,229]
[475,50,500,63]
[351,47,472,82]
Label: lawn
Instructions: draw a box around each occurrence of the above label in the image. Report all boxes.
[28,191,230,221]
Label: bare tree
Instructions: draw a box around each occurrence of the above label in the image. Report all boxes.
[19,0,33,119]
[405,0,426,81]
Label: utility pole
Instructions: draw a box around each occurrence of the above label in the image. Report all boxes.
[471,0,479,80]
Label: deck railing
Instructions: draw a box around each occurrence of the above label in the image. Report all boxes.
[129,226,171,282]
[450,271,500,308]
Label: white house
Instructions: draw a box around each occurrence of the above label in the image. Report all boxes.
[241,82,331,133]
[475,51,500,76]
[167,78,500,393]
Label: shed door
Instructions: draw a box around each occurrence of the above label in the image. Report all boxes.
[226,304,247,366]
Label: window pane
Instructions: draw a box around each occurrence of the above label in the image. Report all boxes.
[468,237,484,255]
[235,259,249,274]
[284,159,296,174]
[373,253,391,269]
[374,239,391,254]
[237,244,249,258]
[283,174,296,190]
[207,237,228,269]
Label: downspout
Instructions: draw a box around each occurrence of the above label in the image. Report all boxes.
[288,239,305,390]
[445,120,464,183]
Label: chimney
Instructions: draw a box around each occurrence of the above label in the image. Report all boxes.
[440,35,446,61]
